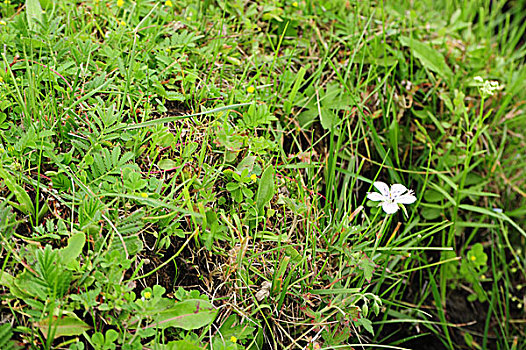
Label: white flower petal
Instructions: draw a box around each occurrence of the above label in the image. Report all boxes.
[390,183,408,197]
[373,181,390,197]
[396,193,417,204]
[367,192,386,202]
[381,201,399,214]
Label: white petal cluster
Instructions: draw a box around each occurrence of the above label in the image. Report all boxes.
[474,76,504,98]
[367,181,417,214]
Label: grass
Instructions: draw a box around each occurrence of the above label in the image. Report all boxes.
[0,0,525,349]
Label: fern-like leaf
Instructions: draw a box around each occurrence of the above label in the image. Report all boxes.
[35,245,71,298]
[88,147,135,185]
[107,209,145,255]
[0,323,16,350]
[117,209,145,236]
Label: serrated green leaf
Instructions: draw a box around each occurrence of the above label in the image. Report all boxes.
[0,323,15,350]
[361,257,375,283]
[356,317,374,335]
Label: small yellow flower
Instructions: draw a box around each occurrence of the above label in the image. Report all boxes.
[186,16,191,21]
[0,21,6,26]
[292,1,299,7]
[230,336,237,343]
[165,0,173,7]
[470,255,476,261]
[140,192,148,198]
[7,146,14,152]
[120,20,126,26]
[117,0,124,7]
[250,174,257,181]
[144,291,152,299]
[247,85,255,93]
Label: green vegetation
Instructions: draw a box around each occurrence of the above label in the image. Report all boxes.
[0,0,525,349]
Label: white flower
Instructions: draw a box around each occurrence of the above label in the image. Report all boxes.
[367,181,417,214]
[473,76,504,98]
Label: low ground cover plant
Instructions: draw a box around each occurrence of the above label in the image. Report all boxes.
[0,0,525,349]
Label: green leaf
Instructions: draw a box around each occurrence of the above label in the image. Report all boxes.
[359,256,375,283]
[104,329,119,347]
[320,106,339,130]
[236,156,256,173]
[284,246,302,264]
[158,159,178,170]
[310,288,361,295]
[182,142,199,158]
[421,207,442,220]
[147,299,217,330]
[464,332,474,348]
[122,169,147,191]
[284,65,307,115]
[0,323,16,350]
[3,270,33,299]
[59,232,85,265]
[355,317,374,335]
[424,190,444,202]
[241,186,253,199]
[388,118,399,164]
[35,314,91,339]
[0,167,35,216]
[217,315,256,342]
[466,243,487,268]
[165,340,205,350]
[165,91,185,101]
[467,294,478,302]
[459,204,526,239]
[242,104,277,128]
[26,0,43,31]
[399,36,453,81]
[256,166,275,215]
[226,182,239,191]
[0,271,14,289]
